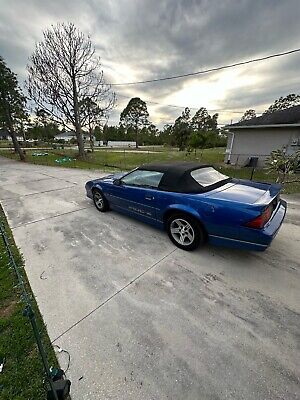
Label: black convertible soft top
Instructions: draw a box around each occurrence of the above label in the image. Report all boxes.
[138,161,230,193]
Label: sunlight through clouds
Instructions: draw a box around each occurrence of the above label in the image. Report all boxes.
[1,0,300,127]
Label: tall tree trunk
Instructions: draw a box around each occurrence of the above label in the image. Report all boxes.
[5,108,25,161]
[72,74,85,159]
[135,122,138,148]
[89,126,94,152]
[75,124,85,158]
[9,128,25,161]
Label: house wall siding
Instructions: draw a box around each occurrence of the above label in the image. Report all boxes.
[225,127,300,167]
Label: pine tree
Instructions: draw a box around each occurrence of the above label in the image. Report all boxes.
[0,57,27,161]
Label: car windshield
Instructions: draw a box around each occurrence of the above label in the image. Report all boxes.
[191,167,229,187]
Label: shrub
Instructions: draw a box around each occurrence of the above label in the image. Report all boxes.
[266,148,300,183]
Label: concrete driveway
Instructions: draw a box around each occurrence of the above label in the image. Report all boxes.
[0,156,299,400]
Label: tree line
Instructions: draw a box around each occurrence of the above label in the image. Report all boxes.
[96,99,226,149]
[1,22,300,161]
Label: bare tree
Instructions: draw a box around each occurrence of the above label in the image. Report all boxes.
[26,22,115,158]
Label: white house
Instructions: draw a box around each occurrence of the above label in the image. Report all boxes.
[54,131,95,143]
[225,105,300,167]
[54,131,76,142]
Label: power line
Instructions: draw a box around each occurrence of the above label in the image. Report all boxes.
[116,93,263,114]
[116,93,198,110]
[110,47,300,86]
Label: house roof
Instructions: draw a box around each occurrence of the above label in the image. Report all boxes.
[227,105,300,129]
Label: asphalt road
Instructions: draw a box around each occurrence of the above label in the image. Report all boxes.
[0,156,299,400]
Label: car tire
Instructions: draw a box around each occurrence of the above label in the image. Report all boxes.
[92,189,109,212]
[166,213,205,251]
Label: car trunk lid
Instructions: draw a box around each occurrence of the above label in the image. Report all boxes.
[205,179,281,206]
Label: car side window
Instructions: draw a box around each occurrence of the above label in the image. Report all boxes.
[121,170,163,188]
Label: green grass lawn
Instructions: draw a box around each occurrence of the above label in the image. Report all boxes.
[0,141,12,148]
[0,146,225,170]
[0,206,57,399]
[0,146,299,193]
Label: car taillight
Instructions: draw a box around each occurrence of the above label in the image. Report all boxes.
[245,205,273,229]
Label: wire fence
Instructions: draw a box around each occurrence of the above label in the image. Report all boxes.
[0,219,59,400]
[3,146,298,184]
[13,146,227,172]
[225,152,272,167]
[1,143,277,171]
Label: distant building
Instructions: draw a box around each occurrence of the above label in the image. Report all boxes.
[55,131,94,143]
[83,133,95,142]
[26,138,38,143]
[55,131,76,142]
[225,105,300,167]
[0,129,9,140]
[97,140,137,148]
[0,129,23,141]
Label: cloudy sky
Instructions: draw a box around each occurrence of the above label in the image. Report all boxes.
[1,0,300,127]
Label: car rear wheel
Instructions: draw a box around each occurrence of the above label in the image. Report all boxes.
[93,189,109,212]
[166,213,205,251]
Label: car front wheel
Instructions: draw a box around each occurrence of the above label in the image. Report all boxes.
[166,213,205,251]
[93,189,109,212]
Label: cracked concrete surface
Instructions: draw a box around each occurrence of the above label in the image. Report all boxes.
[0,156,299,400]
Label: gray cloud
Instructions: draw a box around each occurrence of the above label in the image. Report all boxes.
[1,0,300,126]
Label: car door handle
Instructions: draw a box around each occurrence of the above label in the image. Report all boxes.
[145,196,154,201]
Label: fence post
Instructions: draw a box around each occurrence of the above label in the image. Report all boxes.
[24,305,59,400]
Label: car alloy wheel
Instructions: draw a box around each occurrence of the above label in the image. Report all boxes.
[170,218,195,246]
[166,213,205,251]
[93,189,109,212]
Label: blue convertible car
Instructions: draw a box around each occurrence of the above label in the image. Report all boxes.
[85,162,287,251]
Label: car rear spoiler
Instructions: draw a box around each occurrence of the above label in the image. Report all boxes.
[253,183,282,208]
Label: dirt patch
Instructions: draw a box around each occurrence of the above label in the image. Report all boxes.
[0,300,17,318]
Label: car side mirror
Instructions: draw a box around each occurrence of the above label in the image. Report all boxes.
[113,178,122,186]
